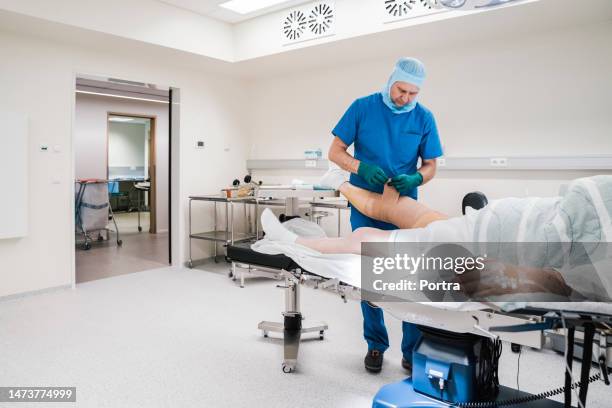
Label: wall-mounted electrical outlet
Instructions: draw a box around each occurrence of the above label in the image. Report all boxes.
[490,157,508,167]
[195,141,205,149]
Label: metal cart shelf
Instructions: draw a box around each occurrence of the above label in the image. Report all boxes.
[188,188,340,268]
[188,195,259,268]
[190,231,254,242]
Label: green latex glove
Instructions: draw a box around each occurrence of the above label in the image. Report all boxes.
[389,172,423,194]
[357,162,388,187]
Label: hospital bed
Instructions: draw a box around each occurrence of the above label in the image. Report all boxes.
[226,192,611,407]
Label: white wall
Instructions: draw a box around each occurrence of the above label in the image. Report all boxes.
[247,21,612,221]
[234,0,446,60]
[0,30,248,298]
[74,94,171,231]
[0,0,530,63]
[1,0,609,65]
[108,122,146,169]
[0,0,234,61]
[233,0,544,61]
[75,95,167,179]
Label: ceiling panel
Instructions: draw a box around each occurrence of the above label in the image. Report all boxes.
[155,0,312,23]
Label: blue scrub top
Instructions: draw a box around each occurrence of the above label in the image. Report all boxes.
[332,93,443,201]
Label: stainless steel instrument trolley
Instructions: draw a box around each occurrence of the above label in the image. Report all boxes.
[188,195,259,268]
[188,187,340,268]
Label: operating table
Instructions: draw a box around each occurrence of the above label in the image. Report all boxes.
[226,193,611,406]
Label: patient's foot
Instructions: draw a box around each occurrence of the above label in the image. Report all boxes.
[319,165,349,190]
[261,208,298,243]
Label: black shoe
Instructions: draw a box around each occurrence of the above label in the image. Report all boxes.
[401,357,413,374]
[364,349,383,372]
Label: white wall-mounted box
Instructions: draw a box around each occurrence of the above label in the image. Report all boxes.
[0,112,28,239]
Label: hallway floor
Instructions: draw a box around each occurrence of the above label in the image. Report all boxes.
[76,212,169,283]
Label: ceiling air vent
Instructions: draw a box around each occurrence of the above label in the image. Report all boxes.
[282,2,336,45]
[420,0,443,9]
[382,0,444,22]
[283,10,307,41]
[384,0,417,17]
[308,3,334,35]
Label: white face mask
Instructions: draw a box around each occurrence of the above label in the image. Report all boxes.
[382,81,417,114]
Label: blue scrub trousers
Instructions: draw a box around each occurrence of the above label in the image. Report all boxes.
[351,206,421,361]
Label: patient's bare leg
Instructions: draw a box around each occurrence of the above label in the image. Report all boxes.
[296,227,391,255]
[261,208,389,254]
[338,183,448,228]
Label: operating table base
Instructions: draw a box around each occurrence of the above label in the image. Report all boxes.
[258,318,328,373]
[258,275,328,373]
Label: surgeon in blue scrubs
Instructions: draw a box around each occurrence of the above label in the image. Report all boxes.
[328,57,443,373]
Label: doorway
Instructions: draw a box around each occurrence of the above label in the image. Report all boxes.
[107,113,157,234]
[73,75,172,283]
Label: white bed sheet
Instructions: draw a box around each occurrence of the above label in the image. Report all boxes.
[253,218,612,316]
[252,237,612,317]
[253,237,488,312]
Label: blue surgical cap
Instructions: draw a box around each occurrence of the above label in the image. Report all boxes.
[382,57,427,114]
[393,57,426,88]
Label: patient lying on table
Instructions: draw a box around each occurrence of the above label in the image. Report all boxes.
[259,170,612,300]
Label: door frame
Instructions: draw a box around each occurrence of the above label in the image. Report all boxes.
[106,112,157,234]
[71,73,181,290]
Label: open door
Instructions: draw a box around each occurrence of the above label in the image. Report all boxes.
[74,75,172,284]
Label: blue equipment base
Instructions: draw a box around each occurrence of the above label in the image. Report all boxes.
[373,378,566,408]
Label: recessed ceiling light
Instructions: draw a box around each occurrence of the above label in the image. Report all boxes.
[219,0,291,15]
[75,90,169,104]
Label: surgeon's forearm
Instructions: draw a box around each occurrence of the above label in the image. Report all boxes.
[328,136,360,174]
[418,159,437,185]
